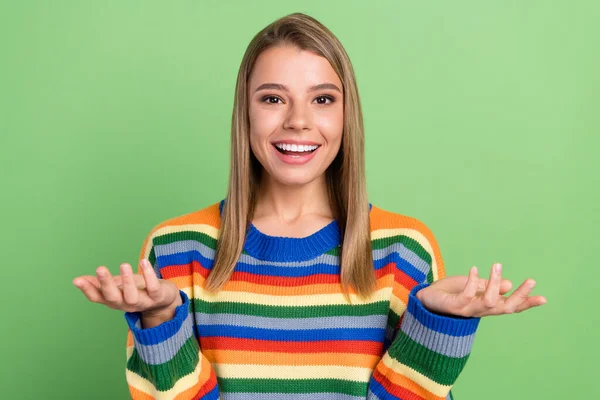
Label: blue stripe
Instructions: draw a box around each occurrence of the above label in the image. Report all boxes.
[367,375,392,399]
[197,325,385,342]
[374,253,427,283]
[158,251,211,270]
[234,262,340,277]
[160,250,428,281]
[204,384,220,400]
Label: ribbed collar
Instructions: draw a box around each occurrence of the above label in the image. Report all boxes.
[218,199,372,262]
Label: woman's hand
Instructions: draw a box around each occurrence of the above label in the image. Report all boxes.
[415,263,547,318]
[72,259,181,317]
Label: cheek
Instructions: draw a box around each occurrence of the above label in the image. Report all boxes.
[315,110,344,144]
[249,106,281,137]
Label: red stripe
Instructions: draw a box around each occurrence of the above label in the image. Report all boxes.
[193,369,218,399]
[200,337,383,355]
[162,260,402,284]
[229,272,340,286]
[395,267,419,291]
[372,367,425,400]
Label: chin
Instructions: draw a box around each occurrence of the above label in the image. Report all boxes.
[271,172,320,187]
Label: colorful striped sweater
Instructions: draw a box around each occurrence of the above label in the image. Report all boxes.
[124,199,481,399]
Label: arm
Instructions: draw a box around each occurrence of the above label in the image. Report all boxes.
[124,229,220,399]
[367,221,480,399]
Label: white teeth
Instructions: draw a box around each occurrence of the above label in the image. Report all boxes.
[274,143,319,152]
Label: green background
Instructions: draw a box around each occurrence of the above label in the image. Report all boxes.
[1,1,597,399]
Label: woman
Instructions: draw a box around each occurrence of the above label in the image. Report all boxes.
[73,12,546,399]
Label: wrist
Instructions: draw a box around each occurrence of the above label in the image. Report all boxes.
[140,293,183,326]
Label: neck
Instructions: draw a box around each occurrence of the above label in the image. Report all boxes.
[254,173,333,223]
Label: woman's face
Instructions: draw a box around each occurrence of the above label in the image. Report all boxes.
[248,45,344,187]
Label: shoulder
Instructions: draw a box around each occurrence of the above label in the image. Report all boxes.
[369,204,445,280]
[370,204,438,243]
[141,199,223,249]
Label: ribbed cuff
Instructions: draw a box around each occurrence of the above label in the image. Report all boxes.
[124,290,190,346]
[407,283,480,336]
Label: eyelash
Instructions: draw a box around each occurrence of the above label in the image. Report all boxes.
[261,95,335,105]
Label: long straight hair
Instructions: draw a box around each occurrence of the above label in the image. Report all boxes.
[205,12,376,301]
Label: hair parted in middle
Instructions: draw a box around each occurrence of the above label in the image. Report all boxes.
[205,12,376,302]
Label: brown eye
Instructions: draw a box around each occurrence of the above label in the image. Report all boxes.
[262,96,282,104]
[315,95,334,105]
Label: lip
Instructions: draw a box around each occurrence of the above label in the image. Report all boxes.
[272,143,320,165]
[271,140,321,146]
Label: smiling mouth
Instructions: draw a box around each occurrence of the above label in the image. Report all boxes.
[272,143,321,156]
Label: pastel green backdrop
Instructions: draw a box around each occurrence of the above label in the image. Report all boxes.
[1,1,597,399]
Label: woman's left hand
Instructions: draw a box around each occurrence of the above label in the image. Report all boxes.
[416,263,547,318]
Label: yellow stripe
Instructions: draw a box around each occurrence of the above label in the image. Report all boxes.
[193,285,393,306]
[381,352,451,397]
[213,363,372,382]
[125,354,204,400]
[371,228,439,281]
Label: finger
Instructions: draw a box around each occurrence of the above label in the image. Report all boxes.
[461,267,479,302]
[96,266,123,304]
[503,278,536,314]
[483,263,502,308]
[515,295,547,313]
[475,278,513,295]
[500,279,513,295]
[141,259,161,299]
[120,263,139,305]
[73,278,104,303]
[76,275,102,291]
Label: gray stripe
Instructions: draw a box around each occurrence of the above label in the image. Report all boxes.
[401,311,476,358]
[385,325,396,342]
[156,239,430,272]
[222,393,365,400]
[196,313,388,331]
[132,310,195,365]
[373,243,431,276]
[367,391,383,400]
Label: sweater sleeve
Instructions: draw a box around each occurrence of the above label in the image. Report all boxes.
[124,229,220,399]
[367,222,481,400]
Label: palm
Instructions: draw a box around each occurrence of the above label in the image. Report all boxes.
[72,260,180,314]
[416,263,547,318]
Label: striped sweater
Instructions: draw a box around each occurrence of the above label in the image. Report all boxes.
[124,199,481,399]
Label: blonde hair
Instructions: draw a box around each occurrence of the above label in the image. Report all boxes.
[205,12,376,301]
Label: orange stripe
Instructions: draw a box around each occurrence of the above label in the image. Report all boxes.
[128,385,154,400]
[155,202,221,231]
[126,329,133,347]
[203,349,380,368]
[173,355,216,400]
[376,359,444,400]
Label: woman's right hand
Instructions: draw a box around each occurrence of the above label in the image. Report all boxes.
[72,259,181,317]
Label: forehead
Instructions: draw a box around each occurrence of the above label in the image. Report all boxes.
[249,45,342,91]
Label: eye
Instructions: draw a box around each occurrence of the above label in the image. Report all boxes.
[261,95,283,104]
[314,95,335,105]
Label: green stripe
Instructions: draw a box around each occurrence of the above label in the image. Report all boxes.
[194,298,389,318]
[126,335,199,391]
[387,309,400,332]
[386,330,470,386]
[153,230,217,250]
[148,244,156,267]
[218,378,367,396]
[372,234,432,266]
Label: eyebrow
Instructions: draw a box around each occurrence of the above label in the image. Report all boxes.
[254,82,342,94]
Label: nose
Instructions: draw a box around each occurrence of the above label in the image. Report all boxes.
[283,102,312,131]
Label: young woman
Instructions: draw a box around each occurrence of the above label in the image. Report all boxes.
[73,12,546,400]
